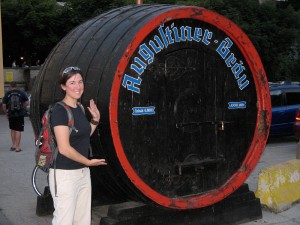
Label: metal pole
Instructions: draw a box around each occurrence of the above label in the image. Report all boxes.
[0,2,4,98]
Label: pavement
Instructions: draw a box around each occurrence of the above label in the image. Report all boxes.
[0,115,300,225]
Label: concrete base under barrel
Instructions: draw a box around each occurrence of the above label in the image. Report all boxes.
[100,183,261,225]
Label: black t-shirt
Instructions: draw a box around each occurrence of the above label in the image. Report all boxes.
[51,103,91,169]
[2,89,29,118]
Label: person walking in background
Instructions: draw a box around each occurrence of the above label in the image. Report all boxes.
[21,61,29,68]
[36,59,41,66]
[2,81,29,152]
[49,66,107,225]
[12,60,17,68]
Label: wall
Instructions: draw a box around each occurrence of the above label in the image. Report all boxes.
[2,66,40,92]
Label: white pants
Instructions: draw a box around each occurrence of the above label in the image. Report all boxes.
[49,167,91,225]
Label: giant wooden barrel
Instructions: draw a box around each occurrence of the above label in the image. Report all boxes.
[30,4,271,209]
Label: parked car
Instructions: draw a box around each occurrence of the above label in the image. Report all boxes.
[294,108,300,140]
[269,84,300,137]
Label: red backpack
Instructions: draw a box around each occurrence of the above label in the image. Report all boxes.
[34,101,84,173]
[33,101,85,197]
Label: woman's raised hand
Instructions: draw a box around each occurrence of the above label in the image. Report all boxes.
[87,99,100,122]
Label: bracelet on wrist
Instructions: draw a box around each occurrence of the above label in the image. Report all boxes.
[90,119,99,126]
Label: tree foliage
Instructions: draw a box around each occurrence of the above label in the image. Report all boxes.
[195,0,300,81]
[1,0,300,81]
[65,0,126,22]
[2,0,64,66]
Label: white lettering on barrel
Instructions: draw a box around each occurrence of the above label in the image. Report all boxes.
[216,38,249,90]
[122,23,250,93]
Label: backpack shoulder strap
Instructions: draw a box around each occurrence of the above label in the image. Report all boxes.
[56,101,78,133]
[77,102,85,115]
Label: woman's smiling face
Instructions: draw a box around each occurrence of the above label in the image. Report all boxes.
[62,73,84,100]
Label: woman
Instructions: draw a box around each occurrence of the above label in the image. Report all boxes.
[49,66,107,225]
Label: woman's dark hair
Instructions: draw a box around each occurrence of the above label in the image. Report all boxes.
[59,66,83,85]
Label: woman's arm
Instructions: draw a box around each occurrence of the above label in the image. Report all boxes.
[54,125,106,166]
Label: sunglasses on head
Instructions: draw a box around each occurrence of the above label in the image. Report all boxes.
[63,66,81,74]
